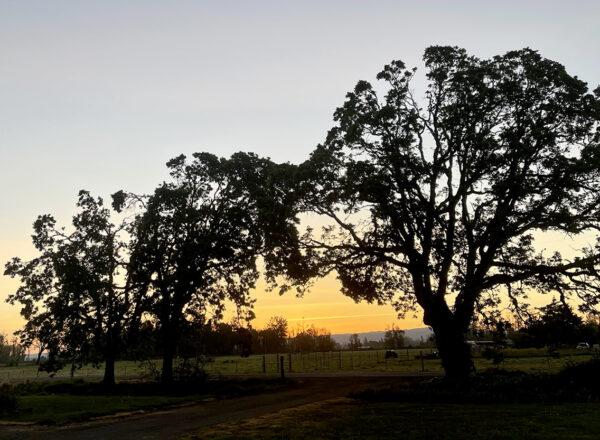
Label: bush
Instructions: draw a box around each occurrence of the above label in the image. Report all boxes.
[557,359,600,398]
[356,359,600,404]
[139,358,208,384]
[173,358,208,384]
[12,377,290,399]
[0,383,17,415]
[482,347,505,365]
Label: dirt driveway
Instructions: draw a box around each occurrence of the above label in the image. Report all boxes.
[1,373,438,440]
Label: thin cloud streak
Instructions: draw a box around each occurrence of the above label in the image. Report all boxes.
[288,313,396,322]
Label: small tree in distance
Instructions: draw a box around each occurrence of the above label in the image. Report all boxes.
[348,333,361,350]
[260,316,288,353]
[384,324,405,350]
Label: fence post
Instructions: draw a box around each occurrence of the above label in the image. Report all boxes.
[420,351,425,372]
[288,353,292,372]
[280,356,285,381]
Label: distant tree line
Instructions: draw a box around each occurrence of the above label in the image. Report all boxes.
[126,315,339,360]
[349,325,408,350]
[469,300,600,348]
[0,335,25,366]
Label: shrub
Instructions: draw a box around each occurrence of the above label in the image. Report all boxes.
[356,359,600,404]
[173,358,208,384]
[0,383,17,415]
[482,347,505,365]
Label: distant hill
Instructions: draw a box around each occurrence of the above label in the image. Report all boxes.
[331,327,433,346]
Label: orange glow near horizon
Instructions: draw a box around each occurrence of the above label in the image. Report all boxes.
[1,230,596,337]
[229,274,423,334]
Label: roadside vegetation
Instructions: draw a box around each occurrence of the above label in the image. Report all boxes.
[0,377,292,424]
[182,399,600,440]
[181,360,600,440]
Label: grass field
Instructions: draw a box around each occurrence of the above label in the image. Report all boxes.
[181,397,600,440]
[3,394,194,424]
[0,348,596,381]
[0,359,152,381]
[0,377,292,424]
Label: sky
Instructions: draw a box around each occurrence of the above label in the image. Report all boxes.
[1,0,599,336]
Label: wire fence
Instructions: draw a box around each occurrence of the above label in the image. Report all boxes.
[0,348,595,381]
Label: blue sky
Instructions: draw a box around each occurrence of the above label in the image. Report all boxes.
[1,0,599,334]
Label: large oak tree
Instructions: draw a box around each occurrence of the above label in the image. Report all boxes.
[278,46,600,379]
[117,152,295,383]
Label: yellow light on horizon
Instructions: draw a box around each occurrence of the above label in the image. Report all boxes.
[287,313,396,322]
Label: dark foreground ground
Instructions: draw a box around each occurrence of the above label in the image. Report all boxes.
[0,375,407,440]
[3,370,600,440]
[184,397,600,440]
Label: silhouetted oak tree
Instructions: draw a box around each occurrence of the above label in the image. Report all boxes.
[281,47,600,379]
[116,152,285,383]
[4,191,140,385]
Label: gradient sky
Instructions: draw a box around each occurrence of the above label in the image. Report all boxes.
[1,0,599,336]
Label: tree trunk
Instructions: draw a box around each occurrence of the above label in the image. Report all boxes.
[103,353,116,387]
[424,298,473,381]
[431,321,473,381]
[162,342,175,384]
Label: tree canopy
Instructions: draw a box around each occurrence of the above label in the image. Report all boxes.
[4,46,600,383]
[4,191,139,384]
[275,46,600,378]
[116,152,286,382]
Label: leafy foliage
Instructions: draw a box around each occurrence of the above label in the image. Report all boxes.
[0,383,17,415]
[119,153,288,381]
[383,325,405,349]
[275,46,600,377]
[357,359,600,403]
[0,335,25,366]
[4,191,140,384]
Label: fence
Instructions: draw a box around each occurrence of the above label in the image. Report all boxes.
[0,348,595,381]
[202,349,440,375]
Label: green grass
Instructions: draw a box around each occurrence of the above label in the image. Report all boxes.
[4,394,193,424]
[0,359,151,381]
[200,350,594,375]
[181,398,600,440]
[0,377,292,424]
[0,349,595,381]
